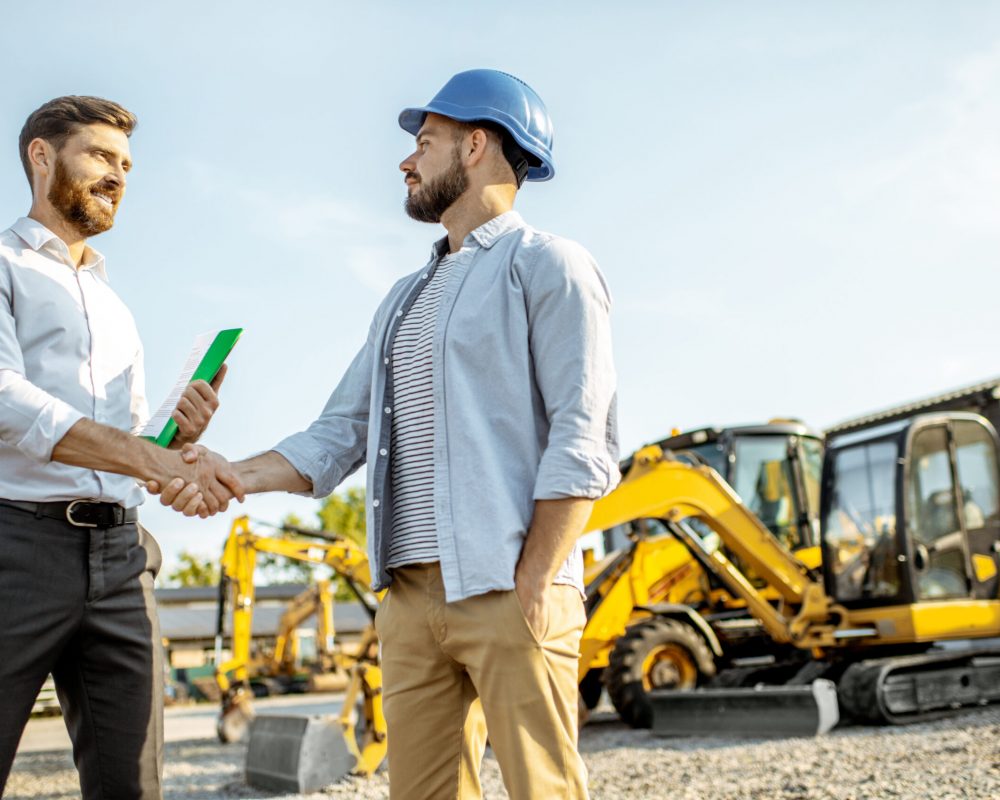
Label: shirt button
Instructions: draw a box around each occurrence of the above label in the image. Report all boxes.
[372,499,380,508]
[384,406,392,414]
[384,357,389,365]
[396,310,403,317]
[421,273,428,280]
[379,448,387,456]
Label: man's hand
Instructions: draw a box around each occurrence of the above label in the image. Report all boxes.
[514,577,549,641]
[513,497,595,640]
[146,443,246,518]
[169,365,227,447]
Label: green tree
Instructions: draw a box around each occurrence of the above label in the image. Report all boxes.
[317,488,367,601]
[317,487,366,547]
[165,550,220,587]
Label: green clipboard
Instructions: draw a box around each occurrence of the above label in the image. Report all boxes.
[142,328,243,448]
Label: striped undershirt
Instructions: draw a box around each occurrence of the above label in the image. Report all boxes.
[385,254,454,568]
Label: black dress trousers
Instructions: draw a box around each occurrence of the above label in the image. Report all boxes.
[0,504,164,799]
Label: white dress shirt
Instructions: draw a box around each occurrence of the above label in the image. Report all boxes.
[0,217,147,506]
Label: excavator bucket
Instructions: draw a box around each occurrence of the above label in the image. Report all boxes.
[244,714,356,793]
[216,688,256,744]
[242,662,387,791]
[650,679,840,738]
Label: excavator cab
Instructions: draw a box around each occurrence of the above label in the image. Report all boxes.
[609,422,824,556]
[821,412,1000,607]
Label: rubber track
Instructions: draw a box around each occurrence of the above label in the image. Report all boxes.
[838,646,1000,724]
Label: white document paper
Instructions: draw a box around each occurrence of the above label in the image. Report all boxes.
[140,330,219,438]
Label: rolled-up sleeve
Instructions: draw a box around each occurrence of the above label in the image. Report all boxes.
[0,269,84,462]
[272,319,376,498]
[526,238,620,500]
[0,371,86,463]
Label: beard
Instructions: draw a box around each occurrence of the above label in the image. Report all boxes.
[404,149,469,223]
[47,159,119,237]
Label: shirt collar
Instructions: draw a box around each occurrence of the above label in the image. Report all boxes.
[428,210,526,261]
[10,216,108,277]
[467,210,525,249]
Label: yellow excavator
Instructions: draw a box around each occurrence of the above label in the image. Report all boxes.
[583,411,1000,732]
[579,420,825,726]
[231,578,365,697]
[214,516,386,776]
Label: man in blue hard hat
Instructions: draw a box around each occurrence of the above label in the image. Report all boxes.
[154,69,618,798]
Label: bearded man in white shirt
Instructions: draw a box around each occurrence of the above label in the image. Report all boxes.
[0,96,244,800]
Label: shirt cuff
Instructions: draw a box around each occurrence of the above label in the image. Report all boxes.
[19,398,86,464]
[533,446,621,501]
[271,432,342,498]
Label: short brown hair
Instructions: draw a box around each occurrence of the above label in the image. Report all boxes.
[19,96,137,184]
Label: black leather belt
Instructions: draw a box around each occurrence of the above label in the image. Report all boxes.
[0,499,138,528]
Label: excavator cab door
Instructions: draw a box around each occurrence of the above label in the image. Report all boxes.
[906,416,1000,601]
[953,419,1000,599]
[906,423,974,600]
[821,433,904,605]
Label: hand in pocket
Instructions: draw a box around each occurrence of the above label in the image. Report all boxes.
[514,582,549,643]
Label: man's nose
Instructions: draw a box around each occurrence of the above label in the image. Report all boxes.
[399,151,418,172]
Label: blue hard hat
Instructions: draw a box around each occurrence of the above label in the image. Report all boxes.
[399,69,555,182]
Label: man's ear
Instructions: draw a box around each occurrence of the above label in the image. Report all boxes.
[28,138,56,196]
[463,128,491,169]
[27,139,54,192]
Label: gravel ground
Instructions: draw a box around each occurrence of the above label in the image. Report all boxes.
[7,706,1000,799]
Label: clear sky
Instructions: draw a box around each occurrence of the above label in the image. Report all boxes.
[3,1,999,578]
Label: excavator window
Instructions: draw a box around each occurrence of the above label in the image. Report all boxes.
[953,421,999,529]
[686,442,727,475]
[908,425,974,600]
[953,419,1000,598]
[800,438,824,543]
[823,440,901,602]
[731,436,801,550]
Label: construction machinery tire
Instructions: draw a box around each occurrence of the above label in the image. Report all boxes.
[605,617,716,729]
[579,668,604,711]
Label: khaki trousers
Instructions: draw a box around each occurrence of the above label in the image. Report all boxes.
[375,563,588,800]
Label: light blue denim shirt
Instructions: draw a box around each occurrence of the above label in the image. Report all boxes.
[274,211,619,602]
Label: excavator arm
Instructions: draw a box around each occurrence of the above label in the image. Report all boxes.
[585,447,846,650]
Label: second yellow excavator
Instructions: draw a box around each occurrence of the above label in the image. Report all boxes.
[582,411,1000,732]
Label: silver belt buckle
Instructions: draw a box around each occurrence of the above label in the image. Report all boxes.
[66,499,99,528]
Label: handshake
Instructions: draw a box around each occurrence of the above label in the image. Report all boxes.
[127,366,310,516]
[145,444,246,519]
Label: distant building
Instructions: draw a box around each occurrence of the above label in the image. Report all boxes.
[155,583,370,672]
